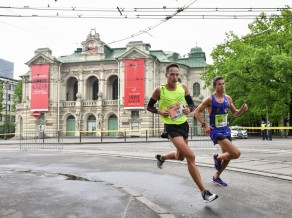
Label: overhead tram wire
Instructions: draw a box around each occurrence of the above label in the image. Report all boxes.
[225,20,292,45]
[0,4,287,19]
[107,0,199,45]
[0,6,286,12]
[0,14,288,19]
[2,7,77,45]
[0,5,286,18]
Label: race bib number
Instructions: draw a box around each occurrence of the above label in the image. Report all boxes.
[215,114,228,127]
[168,102,183,121]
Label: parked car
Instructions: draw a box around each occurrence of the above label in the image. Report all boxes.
[230,126,248,139]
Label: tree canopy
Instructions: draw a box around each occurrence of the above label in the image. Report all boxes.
[12,80,22,110]
[202,7,292,133]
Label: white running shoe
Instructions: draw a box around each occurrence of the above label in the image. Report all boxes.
[202,190,218,203]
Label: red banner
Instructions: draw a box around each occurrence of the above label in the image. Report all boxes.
[31,64,49,111]
[124,59,145,108]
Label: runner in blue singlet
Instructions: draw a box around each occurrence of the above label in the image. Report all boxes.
[209,94,231,144]
[194,76,248,187]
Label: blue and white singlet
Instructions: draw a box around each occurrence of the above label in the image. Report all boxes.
[209,94,231,142]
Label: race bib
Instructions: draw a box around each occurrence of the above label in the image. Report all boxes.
[168,102,183,120]
[215,114,228,127]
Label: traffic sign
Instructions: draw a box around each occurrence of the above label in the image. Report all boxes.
[32,111,40,118]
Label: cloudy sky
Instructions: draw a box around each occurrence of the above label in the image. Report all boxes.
[0,0,290,79]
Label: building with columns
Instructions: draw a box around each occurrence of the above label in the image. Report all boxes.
[16,29,210,137]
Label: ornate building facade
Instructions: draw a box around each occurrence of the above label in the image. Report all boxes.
[16,29,210,137]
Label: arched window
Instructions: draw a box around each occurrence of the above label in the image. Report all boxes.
[107,75,118,100]
[193,82,200,97]
[85,76,99,100]
[92,80,99,100]
[112,78,118,100]
[66,77,78,101]
[73,82,78,101]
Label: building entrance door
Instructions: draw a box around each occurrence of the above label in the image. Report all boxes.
[87,115,96,136]
[108,115,117,136]
[66,116,75,136]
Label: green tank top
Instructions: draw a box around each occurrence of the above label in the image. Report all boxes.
[158,83,187,124]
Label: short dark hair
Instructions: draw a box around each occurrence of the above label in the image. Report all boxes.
[212,76,224,88]
[166,63,180,72]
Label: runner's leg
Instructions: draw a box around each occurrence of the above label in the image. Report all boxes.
[170,136,205,192]
[214,139,240,177]
[217,139,240,161]
[161,149,184,161]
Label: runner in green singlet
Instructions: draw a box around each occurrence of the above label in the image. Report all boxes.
[147,63,218,203]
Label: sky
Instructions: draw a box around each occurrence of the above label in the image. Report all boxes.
[0,0,291,79]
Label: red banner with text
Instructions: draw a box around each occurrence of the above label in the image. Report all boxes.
[31,64,49,111]
[124,59,145,108]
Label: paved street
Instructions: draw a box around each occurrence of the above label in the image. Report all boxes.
[0,138,291,217]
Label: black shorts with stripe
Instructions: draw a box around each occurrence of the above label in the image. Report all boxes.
[165,121,189,139]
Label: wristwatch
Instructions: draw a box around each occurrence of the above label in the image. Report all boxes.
[201,123,206,128]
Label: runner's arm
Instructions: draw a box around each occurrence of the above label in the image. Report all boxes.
[194,97,212,135]
[182,84,194,113]
[147,87,170,117]
[147,98,158,114]
[228,96,248,117]
[185,95,195,112]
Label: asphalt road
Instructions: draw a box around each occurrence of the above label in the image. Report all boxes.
[0,138,291,218]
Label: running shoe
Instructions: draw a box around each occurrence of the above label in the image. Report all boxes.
[212,176,228,186]
[155,154,164,169]
[202,190,218,203]
[213,154,222,171]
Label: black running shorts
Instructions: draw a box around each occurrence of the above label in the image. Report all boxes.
[214,135,232,145]
[165,121,189,139]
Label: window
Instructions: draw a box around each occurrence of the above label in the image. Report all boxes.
[131,111,139,118]
[131,111,139,127]
[92,80,99,100]
[193,82,200,97]
[73,82,78,101]
[112,78,118,100]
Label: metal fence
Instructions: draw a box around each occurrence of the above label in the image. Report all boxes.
[11,128,214,150]
[2,127,290,151]
[19,131,63,151]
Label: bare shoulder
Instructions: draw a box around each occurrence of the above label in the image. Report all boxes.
[198,96,212,108]
[204,96,212,105]
[181,83,190,94]
[152,86,161,100]
[181,83,187,87]
[226,95,233,103]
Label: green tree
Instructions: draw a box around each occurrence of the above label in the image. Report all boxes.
[202,7,292,135]
[12,80,22,110]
